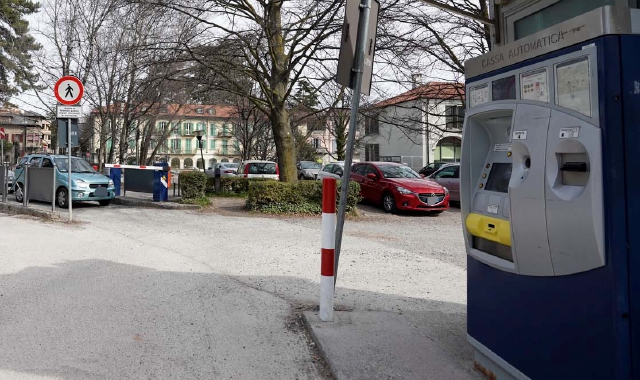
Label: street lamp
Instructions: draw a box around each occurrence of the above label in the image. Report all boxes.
[194,129,205,172]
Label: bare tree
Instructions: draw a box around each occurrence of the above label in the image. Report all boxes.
[230,97,273,161]
[141,0,346,181]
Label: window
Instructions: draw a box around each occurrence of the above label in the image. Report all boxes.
[363,164,378,176]
[378,164,420,179]
[185,139,192,152]
[42,158,54,168]
[331,140,337,153]
[332,165,344,176]
[445,105,465,131]
[158,121,167,131]
[352,164,365,175]
[322,164,333,173]
[434,137,462,163]
[183,123,192,134]
[222,141,228,155]
[172,139,181,150]
[365,144,379,161]
[196,108,203,114]
[172,123,180,134]
[210,140,216,149]
[196,123,205,132]
[364,114,379,135]
[435,165,459,179]
[312,138,321,149]
[210,124,217,135]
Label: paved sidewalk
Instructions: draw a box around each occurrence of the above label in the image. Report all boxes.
[304,310,483,380]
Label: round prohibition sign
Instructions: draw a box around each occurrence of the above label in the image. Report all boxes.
[54,76,84,105]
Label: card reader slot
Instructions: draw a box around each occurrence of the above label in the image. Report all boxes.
[560,162,588,172]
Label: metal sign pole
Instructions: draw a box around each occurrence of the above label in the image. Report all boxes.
[334,0,372,285]
[68,117,73,222]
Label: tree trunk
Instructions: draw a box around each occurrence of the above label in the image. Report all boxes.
[267,0,297,182]
[271,106,296,182]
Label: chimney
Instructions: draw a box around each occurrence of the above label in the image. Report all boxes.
[411,73,423,89]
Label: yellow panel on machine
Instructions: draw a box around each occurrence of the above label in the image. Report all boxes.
[465,213,511,247]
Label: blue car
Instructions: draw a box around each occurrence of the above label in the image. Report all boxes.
[13,154,116,208]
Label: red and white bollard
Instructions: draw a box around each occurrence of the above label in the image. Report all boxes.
[320,177,336,321]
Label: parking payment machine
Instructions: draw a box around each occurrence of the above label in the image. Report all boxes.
[462,4,640,380]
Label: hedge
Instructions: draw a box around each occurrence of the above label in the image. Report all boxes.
[206,177,271,194]
[246,180,361,215]
[179,170,207,199]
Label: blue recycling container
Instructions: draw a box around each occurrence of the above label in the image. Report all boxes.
[152,162,169,202]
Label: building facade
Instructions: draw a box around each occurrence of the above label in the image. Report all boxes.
[0,107,53,163]
[91,104,242,169]
[359,82,464,171]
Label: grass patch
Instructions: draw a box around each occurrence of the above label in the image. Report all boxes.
[206,191,248,198]
[179,196,211,207]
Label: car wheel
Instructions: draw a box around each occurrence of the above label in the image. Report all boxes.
[99,200,111,207]
[56,187,69,209]
[14,183,23,203]
[382,193,397,213]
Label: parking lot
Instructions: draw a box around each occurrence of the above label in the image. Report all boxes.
[0,198,470,378]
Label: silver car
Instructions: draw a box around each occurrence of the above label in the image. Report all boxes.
[428,163,460,202]
[206,162,239,178]
[297,161,322,180]
[316,162,345,180]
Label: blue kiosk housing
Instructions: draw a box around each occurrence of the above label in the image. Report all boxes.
[461,4,640,379]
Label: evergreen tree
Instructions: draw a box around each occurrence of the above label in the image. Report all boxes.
[0,0,40,103]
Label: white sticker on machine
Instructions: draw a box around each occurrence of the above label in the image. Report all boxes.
[487,204,499,214]
[494,143,512,151]
[513,130,527,140]
[559,127,580,139]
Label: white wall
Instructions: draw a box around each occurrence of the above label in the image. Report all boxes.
[360,97,462,170]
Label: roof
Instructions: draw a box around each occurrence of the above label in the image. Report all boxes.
[92,103,238,119]
[373,82,465,109]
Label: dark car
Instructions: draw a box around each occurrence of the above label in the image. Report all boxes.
[350,162,450,214]
[418,162,448,177]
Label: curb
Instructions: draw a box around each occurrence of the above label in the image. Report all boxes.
[0,202,60,220]
[112,197,201,210]
[301,311,339,379]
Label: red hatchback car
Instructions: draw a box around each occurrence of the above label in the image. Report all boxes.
[350,162,450,214]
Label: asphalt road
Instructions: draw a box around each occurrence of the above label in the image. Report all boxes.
[0,201,468,379]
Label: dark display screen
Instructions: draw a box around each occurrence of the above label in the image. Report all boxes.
[492,76,516,101]
[485,163,512,193]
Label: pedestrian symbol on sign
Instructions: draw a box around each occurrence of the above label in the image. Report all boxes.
[65,84,74,98]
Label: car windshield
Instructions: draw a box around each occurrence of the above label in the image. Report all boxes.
[378,164,420,179]
[300,162,321,169]
[54,157,96,173]
[222,163,239,169]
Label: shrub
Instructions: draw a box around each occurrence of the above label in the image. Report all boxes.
[246,180,361,215]
[206,176,271,195]
[179,170,207,199]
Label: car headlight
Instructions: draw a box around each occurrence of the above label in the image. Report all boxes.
[108,179,114,187]
[396,186,413,195]
[443,187,449,195]
[75,179,89,188]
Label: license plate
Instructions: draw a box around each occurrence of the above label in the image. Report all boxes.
[94,187,108,197]
[427,196,442,205]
